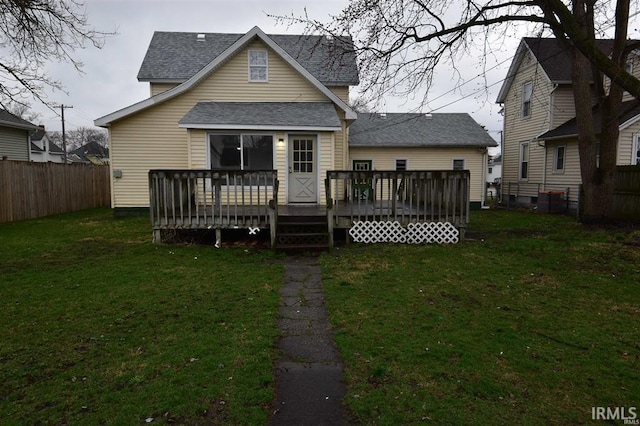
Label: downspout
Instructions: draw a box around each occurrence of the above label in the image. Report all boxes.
[187,129,192,168]
[541,85,558,191]
[540,140,547,191]
[343,120,349,169]
[481,149,489,208]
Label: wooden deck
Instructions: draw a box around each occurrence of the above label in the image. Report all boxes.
[149,169,471,247]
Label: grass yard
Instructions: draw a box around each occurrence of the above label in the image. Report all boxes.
[2,208,638,425]
[0,209,283,424]
[320,211,640,424]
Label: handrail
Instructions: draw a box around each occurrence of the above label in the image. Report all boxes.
[326,170,470,228]
[149,169,278,232]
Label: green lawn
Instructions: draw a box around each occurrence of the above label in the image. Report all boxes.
[0,209,283,424]
[320,210,640,424]
[2,209,638,424]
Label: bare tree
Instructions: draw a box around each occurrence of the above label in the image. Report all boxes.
[275,0,639,222]
[0,0,112,109]
[3,101,42,124]
[50,127,108,152]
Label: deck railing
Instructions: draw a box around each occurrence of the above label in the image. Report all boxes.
[149,169,278,242]
[325,170,470,230]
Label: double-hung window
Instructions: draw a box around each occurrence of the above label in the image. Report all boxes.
[248,50,268,82]
[520,142,529,179]
[634,135,640,165]
[395,159,407,170]
[554,145,565,172]
[522,81,533,118]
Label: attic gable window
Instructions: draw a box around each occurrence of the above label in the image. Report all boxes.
[248,49,268,82]
[522,81,533,118]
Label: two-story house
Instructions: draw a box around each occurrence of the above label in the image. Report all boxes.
[496,37,640,211]
[96,26,495,214]
[95,26,496,246]
[30,126,65,163]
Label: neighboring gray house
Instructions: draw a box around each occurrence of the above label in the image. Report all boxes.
[68,141,109,165]
[0,109,39,161]
[30,126,65,163]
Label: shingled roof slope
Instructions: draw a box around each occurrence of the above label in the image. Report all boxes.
[137,31,359,86]
[179,102,341,129]
[523,38,616,82]
[0,109,38,130]
[349,113,497,148]
[538,99,640,140]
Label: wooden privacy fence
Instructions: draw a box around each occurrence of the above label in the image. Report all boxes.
[0,160,110,223]
[149,169,279,243]
[613,165,640,220]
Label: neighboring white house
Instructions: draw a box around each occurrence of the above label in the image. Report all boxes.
[30,127,65,163]
[487,154,502,183]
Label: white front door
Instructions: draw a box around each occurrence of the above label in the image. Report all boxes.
[288,136,317,203]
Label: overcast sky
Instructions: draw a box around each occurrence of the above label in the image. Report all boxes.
[28,0,538,152]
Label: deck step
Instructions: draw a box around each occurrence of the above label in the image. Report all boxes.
[276,213,330,252]
[275,243,330,252]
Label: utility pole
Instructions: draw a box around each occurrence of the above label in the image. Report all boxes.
[54,104,73,163]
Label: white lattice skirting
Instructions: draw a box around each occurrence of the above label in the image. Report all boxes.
[349,221,460,244]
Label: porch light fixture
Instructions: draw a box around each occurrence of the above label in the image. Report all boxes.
[278,138,285,146]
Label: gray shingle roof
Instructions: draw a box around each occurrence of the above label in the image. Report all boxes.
[349,113,497,148]
[523,38,617,82]
[538,99,640,140]
[138,31,359,86]
[69,141,109,161]
[179,102,342,129]
[0,108,38,130]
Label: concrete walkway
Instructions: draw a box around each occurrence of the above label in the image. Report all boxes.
[271,256,346,425]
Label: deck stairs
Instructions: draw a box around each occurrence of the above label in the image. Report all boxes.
[275,214,330,252]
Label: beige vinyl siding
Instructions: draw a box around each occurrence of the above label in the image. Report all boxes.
[349,147,487,202]
[328,86,350,103]
[109,39,342,208]
[0,127,29,161]
[549,86,576,128]
[193,40,327,102]
[150,83,180,96]
[605,51,640,102]
[178,129,335,206]
[544,140,581,204]
[502,51,553,197]
[618,120,640,164]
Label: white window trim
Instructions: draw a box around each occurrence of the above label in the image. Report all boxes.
[452,158,465,171]
[553,144,566,173]
[519,142,529,180]
[248,49,268,83]
[395,158,408,170]
[522,81,533,118]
